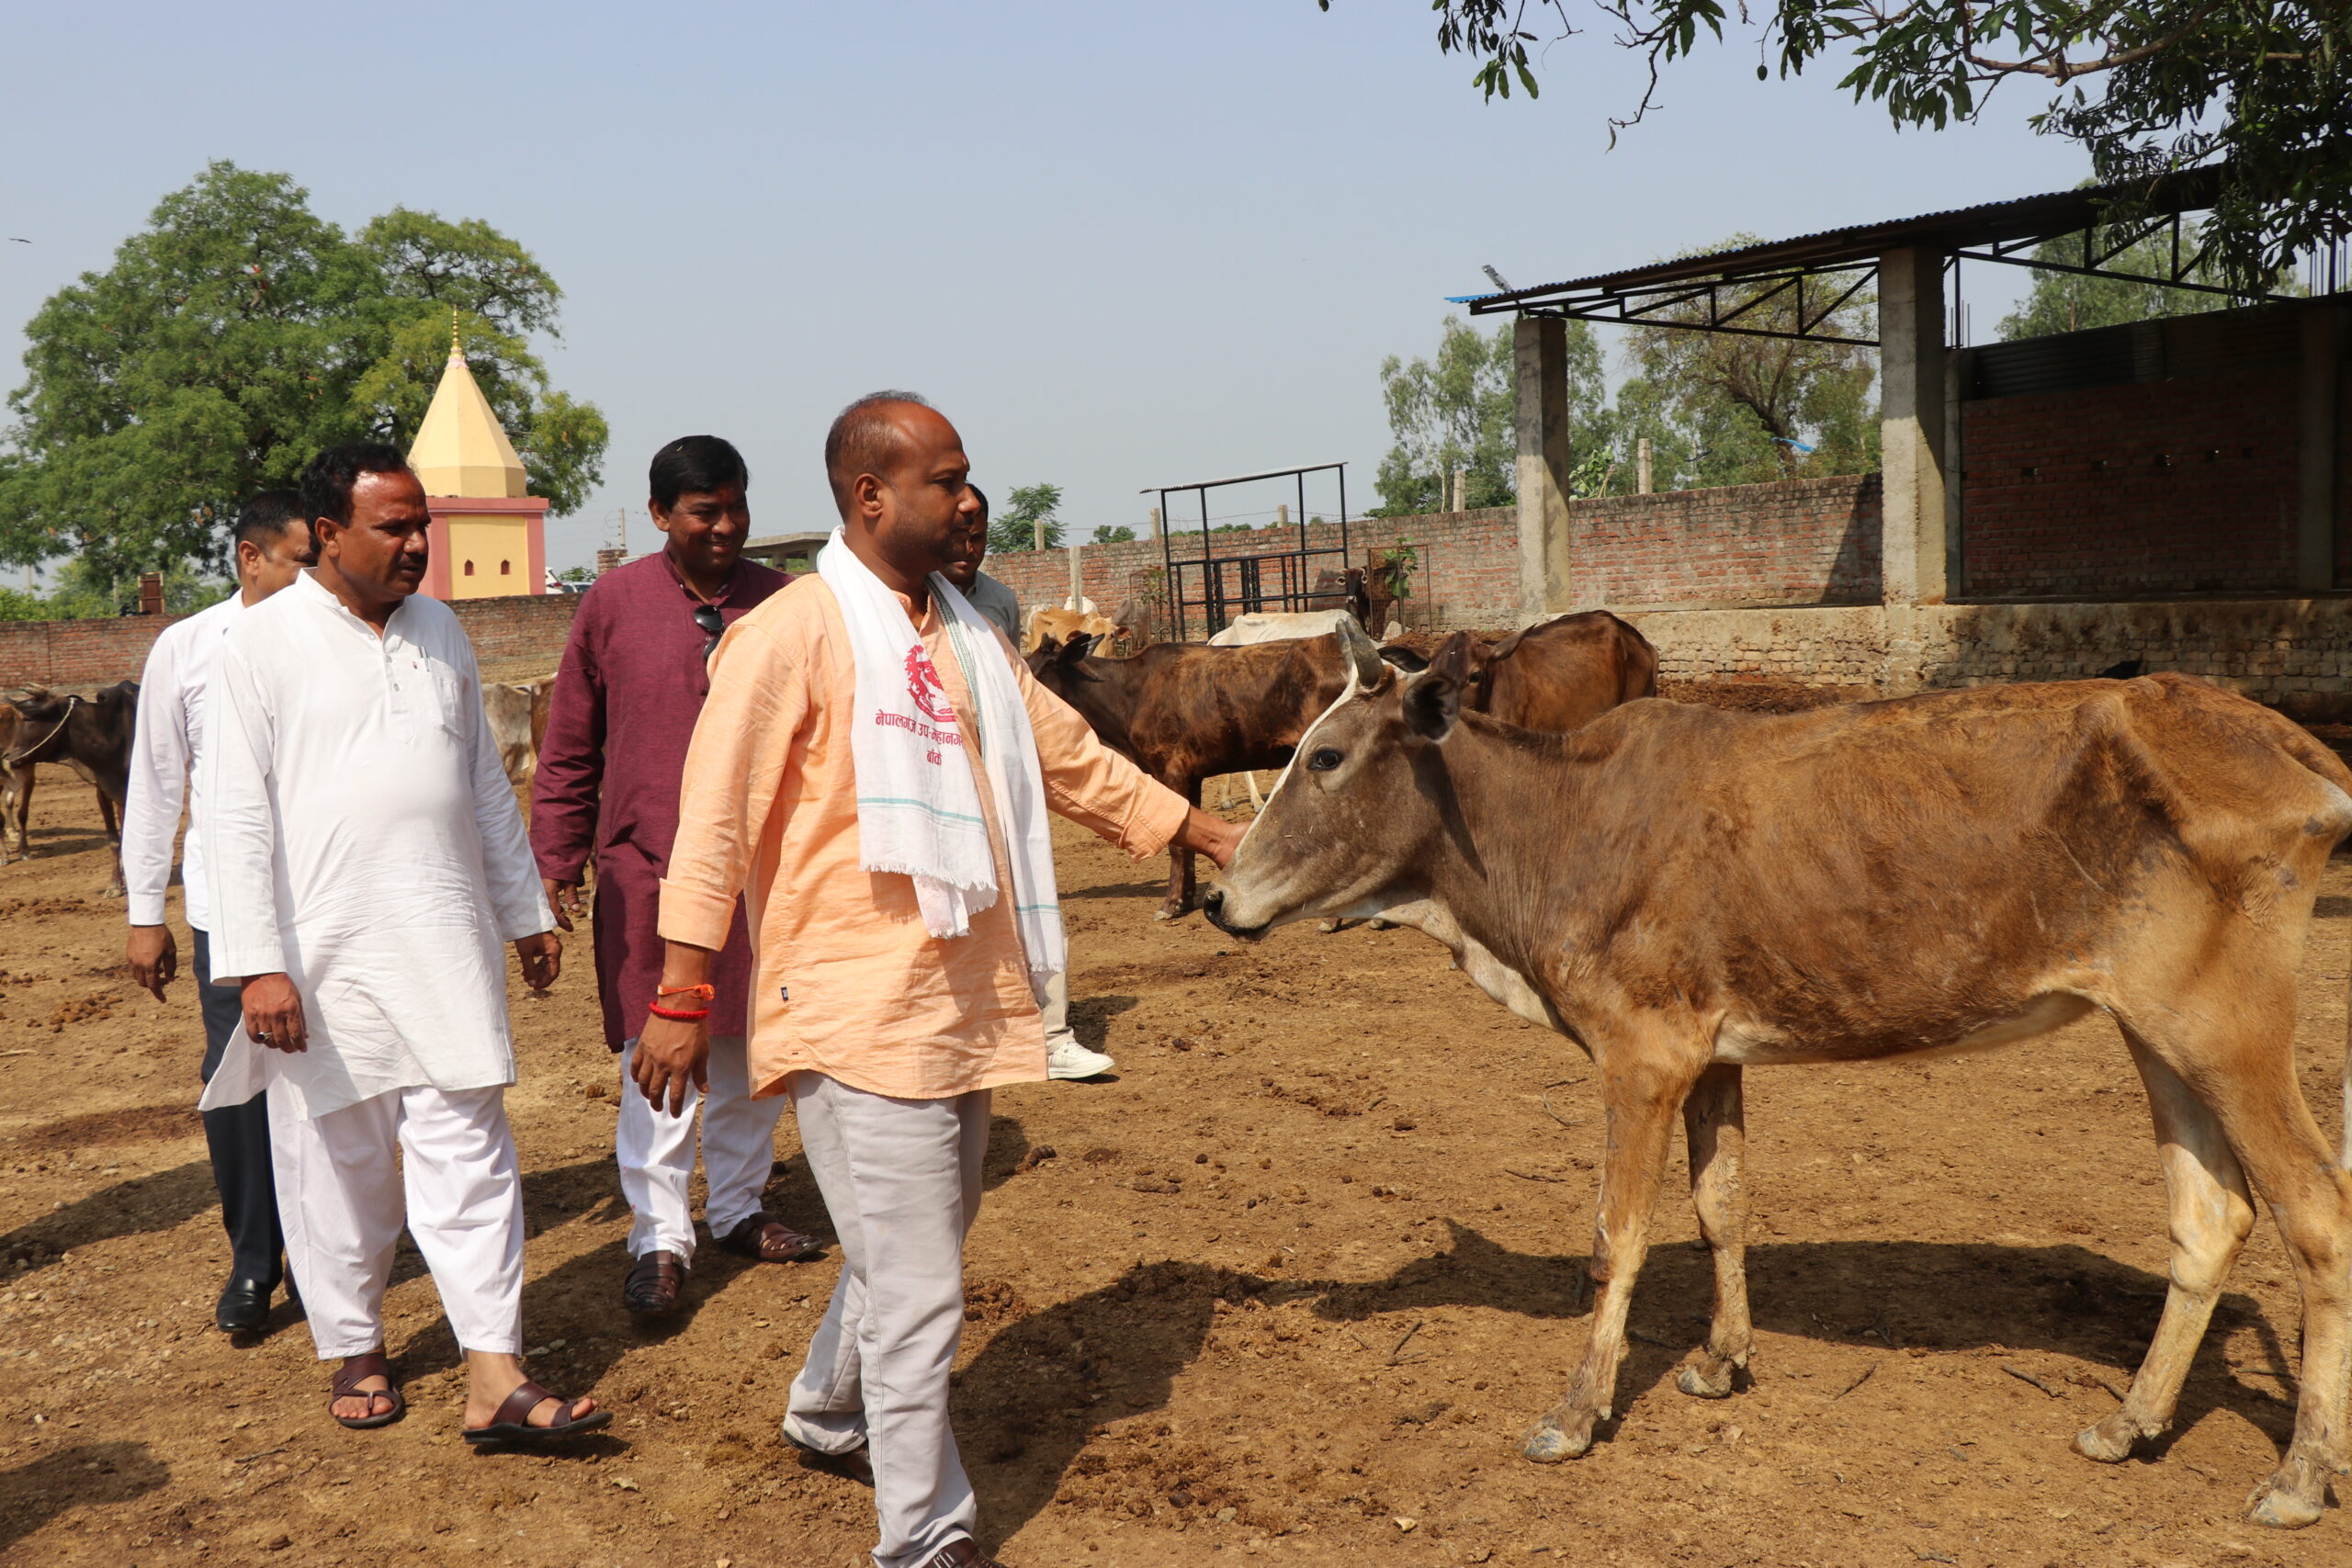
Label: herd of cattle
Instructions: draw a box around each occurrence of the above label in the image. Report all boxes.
[6,601,2352,1530]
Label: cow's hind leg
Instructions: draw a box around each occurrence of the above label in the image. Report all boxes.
[2075,1030,2255,1464]
[1525,1032,1697,1462]
[97,788,125,897]
[2113,992,2352,1529]
[1677,1064,1752,1399]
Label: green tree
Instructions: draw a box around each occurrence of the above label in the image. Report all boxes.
[0,162,608,584]
[1091,525,1137,544]
[1618,237,1878,489]
[1374,315,1614,514]
[1332,2,2351,290]
[989,482,1065,554]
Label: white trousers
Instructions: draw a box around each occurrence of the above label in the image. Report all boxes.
[269,1083,524,1360]
[784,1074,989,1568]
[616,1035,783,1262]
[1040,969,1078,1053]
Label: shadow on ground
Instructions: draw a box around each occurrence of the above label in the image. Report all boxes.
[956,1227,2298,1550]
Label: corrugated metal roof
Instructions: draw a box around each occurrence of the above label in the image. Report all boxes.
[1459,166,2226,312]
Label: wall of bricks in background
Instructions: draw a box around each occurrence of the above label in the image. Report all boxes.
[1626,597,2352,706]
[0,593,580,690]
[1960,370,2301,597]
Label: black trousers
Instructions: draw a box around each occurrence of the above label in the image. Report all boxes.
[192,928,283,1288]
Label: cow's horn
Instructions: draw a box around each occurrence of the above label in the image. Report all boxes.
[1337,616,1385,690]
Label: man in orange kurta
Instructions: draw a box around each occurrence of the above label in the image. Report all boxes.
[637,394,1239,1568]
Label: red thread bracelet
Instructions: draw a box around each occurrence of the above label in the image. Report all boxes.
[647,1002,712,1022]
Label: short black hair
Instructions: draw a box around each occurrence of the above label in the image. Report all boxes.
[649,434,750,510]
[232,490,307,549]
[823,390,931,513]
[299,444,413,528]
[968,484,989,523]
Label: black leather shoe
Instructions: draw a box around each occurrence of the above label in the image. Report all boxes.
[216,1277,273,1334]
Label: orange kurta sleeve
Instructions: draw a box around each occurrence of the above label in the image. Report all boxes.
[1012,642,1190,858]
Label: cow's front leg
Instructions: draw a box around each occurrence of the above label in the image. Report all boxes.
[1157,775,1201,920]
[1677,1064,1751,1399]
[1525,1040,1694,1461]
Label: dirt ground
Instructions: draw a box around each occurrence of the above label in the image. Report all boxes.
[2,739,2350,1568]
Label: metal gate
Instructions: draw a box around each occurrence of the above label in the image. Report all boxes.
[1148,462,1353,641]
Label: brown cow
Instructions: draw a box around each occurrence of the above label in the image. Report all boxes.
[1380,611,1657,729]
[0,698,29,864]
[1206,637,2352,1529]
[1026,628,1353,918]
[483,675,558,789]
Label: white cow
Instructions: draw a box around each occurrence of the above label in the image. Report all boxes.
[1204,609,1361,648]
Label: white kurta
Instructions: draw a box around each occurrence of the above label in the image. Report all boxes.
[122,593,244,930]
[198,573,551,1121]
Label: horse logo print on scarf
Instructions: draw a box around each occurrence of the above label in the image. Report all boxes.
[904,645,957,728]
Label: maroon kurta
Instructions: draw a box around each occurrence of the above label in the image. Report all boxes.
[530,552,789,1049]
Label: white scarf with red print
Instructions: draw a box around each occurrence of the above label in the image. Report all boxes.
[818,530,1065,975]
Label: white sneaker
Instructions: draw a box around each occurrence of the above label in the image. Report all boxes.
[1046,1036,1116,1080]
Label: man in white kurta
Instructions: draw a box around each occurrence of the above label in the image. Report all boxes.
[122,491,313,1333]
[202,445,602,1441]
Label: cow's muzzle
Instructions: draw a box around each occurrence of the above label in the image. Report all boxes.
[1200,890,1266,942]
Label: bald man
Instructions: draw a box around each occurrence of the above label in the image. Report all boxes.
[638,393,1240,1568]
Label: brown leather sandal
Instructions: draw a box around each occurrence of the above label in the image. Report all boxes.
[717,1212,822,1263]
[622,1249,687,1316]
[461,1380,613,1447]
[329,1351,404,1430]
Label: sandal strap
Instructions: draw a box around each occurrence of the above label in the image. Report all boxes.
[624,1250,685,1299]
[332,1353,393,1398]
[489,1380,594,1431]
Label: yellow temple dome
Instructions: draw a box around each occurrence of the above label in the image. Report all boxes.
[408,323,528,499]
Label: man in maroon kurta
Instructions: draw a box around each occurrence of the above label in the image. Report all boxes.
[531,435,820,1317]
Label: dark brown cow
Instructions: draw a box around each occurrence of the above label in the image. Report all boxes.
[1206,637,2352,1529]
[1027,630,1350,918]
[6,682,138,896]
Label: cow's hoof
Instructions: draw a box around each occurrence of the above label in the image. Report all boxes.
[1676,1355,1740,1400]
[1521,1413,1595,1464]
[1367,918,1395,931]
[2072,1411,2144,1464]
[2244,1460,2326,1529]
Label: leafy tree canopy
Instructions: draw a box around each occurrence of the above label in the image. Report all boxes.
[1622,235,1879,488]
[0,161,608,585]
[989,481,1066,554]
[1327,2,2350,289]
[1375,284,1876,512]
[1374,315,1611,513]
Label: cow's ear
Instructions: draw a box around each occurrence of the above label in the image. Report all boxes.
[1487,626,1530,661]
[1057,632,1108,681]
[1402,667,1461,743]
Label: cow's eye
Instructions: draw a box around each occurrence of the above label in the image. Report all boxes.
[1307,748,1343,772]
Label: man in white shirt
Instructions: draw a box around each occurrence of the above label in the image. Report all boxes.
[124,491,315,1334]
[202,444,606,1444]
[950,487,1114,1081]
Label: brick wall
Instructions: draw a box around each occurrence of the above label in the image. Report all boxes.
[1625,597,2352,711]
[1569,475,1880,607]
[0,592,579,690]
[1960,370,2300,596]
[983,479,1881,635]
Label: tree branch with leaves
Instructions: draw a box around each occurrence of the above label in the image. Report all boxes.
[1324,2,2350,288]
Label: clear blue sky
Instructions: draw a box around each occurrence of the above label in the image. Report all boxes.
[1,2,2082,572]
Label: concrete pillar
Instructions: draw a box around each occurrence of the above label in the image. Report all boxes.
[1276,502,1290,528]
[1636,437,1654,495]
[1944,347,1972,598]
[1067,542,1085,610]
[1452,468,1469,513]
[1878,248,1949,694]
[1148,505,1161,542]
[1879,248,1949,608]
[2297,302,2345,592]
[1513,314,1573,616]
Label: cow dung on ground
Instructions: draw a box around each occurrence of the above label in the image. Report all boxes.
[0,751,2347,1564]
